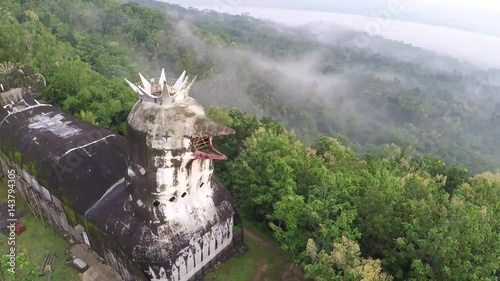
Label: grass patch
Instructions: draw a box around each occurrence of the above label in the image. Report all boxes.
[0,177,80,281]
[205,219,287,281]
[205,236,261,281]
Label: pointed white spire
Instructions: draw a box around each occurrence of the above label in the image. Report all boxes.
[124,78,143,96]
[159,68,166,86]
[172,71,186,92]
[182,76,197,99]
[139,73,151,93]
[159,68,169,93]
[182,75,189,89]
[185,75,197,92]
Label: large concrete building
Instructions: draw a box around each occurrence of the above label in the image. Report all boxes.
[0,68,244,281]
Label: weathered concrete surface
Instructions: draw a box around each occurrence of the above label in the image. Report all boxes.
[70,244,102,267]
[71,244,123,281]
[81,264,123,281]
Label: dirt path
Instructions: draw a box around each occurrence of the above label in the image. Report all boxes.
[244,226,305,281]
[244,227,276,250]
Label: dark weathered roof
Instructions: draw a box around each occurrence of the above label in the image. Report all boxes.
[0,90,127,215]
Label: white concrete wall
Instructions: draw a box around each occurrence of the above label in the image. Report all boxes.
[148,216,234,281]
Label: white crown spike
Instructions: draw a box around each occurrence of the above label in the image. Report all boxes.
[124,78,143,96]
[138,73,151,93]
[137,74,157,99]
[159,68,167,89]
[138,84,151,96]
[182,75,189,87]
[172,71,187,92]
[184,75,197,93]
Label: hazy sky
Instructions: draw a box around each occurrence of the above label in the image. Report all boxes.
[417,0,500,10]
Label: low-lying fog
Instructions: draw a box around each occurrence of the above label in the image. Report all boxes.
[175,4,500,70]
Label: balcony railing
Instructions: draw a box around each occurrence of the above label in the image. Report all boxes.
[134,78,178,87]
[133,78,180,95]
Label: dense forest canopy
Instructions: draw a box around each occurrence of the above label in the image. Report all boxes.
[0,0,499,280]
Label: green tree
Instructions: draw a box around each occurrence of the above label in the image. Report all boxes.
[229,127,302,220]
[305,237,393,281]
[79,109,99,125]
